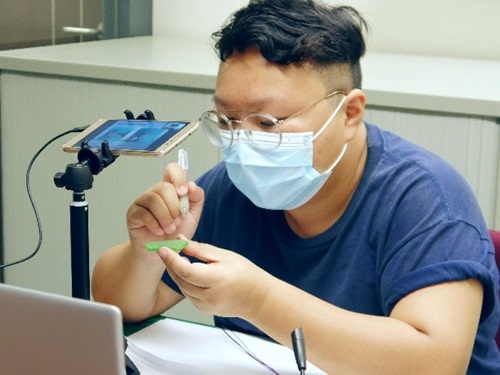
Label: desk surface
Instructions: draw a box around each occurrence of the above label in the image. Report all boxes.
[1,36,499,117]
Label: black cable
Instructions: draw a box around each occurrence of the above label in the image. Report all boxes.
[0,126,87,269]
[220,325,280,374]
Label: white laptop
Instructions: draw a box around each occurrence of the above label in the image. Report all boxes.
[0,283,127,375]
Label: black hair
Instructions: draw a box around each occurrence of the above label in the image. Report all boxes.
[212,0,369,88]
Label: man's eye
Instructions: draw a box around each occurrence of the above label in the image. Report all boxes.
[259,120,276,127]
[250,115,276,128]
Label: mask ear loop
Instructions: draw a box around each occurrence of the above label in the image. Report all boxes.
[324,143,348,174]
[312,95,348,141]
[312,94,349,174]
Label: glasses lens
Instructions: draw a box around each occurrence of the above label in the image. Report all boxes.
[200,111,233,148]
[242,114,281,150]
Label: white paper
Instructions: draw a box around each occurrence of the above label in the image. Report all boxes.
[126,318,326,374]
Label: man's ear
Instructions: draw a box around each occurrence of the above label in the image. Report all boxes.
[343,89,366,141]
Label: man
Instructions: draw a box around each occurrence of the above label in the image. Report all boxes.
[92,0,500,373]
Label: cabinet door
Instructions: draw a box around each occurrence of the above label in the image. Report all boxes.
[0,0,152,50]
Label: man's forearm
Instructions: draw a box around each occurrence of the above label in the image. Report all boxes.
[91,241,169,322]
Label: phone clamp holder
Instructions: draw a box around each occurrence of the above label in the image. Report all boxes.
[54,141,118,299]
[124,109,155,120]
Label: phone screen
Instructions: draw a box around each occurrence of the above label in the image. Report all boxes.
[71,119,191,152]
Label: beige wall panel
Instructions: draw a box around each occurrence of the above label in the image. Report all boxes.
[0,71,216,323]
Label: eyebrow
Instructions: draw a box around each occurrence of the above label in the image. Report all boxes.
[213,95,280,112]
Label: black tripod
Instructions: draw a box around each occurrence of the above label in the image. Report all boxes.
[53,109,154,300]
[54,141,117,299]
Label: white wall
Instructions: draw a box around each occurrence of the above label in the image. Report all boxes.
[153,0,500,61]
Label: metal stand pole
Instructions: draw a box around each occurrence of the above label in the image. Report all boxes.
[70,192,90,299]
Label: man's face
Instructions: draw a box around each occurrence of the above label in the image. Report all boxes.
[214,47,348,173]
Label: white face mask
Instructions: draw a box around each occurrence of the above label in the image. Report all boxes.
[223,96,347,210]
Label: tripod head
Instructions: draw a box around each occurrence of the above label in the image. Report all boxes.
[54,141,117,192]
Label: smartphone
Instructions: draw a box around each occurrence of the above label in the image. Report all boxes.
[63,118,199,157]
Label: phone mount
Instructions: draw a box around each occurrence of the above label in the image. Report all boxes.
[54,110,154,300]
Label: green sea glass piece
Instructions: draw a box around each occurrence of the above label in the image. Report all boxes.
[146,239,188,253]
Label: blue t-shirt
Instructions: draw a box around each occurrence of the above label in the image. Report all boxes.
[162,123,500,373]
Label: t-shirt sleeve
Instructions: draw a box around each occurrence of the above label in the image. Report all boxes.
[380,220,498,323]
[370,139,499,323]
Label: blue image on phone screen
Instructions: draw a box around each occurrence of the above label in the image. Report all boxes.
[73,120,189,151]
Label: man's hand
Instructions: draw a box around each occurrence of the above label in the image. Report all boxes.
[127,162,205,253]
[159,239,272,318]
